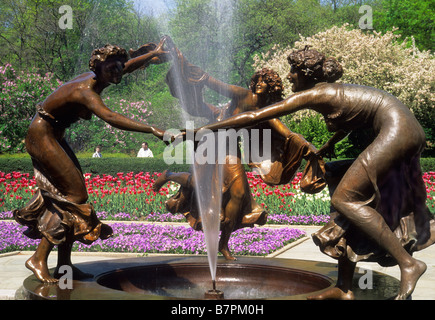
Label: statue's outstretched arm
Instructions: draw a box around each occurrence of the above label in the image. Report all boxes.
[204,75,248,101]
[123,37,170,74]
[80,90,164,139]
[198,90,315,131]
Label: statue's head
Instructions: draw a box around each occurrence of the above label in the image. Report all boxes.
[287,46,342,91]
[250,68,284,103]
[89,44,128,84]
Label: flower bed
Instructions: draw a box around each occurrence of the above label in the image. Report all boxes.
[0,170,332,221]
[1,170,434,224]
[1,169,434,255]
[0,221,305,256]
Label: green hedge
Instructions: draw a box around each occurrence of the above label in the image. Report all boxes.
[421,158,435,173]
[0,157,190,175]
[0,157,434,176]
[79,158,191,175]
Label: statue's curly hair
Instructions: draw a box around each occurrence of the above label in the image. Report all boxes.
[249,68,284,102]
[89,44,128,72]
[287,46,343,83]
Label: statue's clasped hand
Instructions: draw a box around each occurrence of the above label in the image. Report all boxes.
[153,36,173,63]
[316,142,336,160]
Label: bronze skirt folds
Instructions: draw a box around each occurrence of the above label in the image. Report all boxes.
[313,158,434,267]
[14,113,113,246]
[14,187,112,245]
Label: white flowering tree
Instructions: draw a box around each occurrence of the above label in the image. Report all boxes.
[253,24,435,154]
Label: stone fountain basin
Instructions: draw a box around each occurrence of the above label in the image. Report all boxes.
[96,262,332,299]
[20,256,400,300]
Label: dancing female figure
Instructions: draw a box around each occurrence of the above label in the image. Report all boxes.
[153,39,325,259]
[153,68,286,260]
[196,47,435,300]
[14,38,170,283]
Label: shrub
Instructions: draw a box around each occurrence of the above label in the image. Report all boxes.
[253,24,435,154]
[286,113,354,157]
[0,63,183,155]
[79,158,190,175]
[0,156,433,176]
[66,98,154,153]
[0,64,62,153]
[0,157,190,175]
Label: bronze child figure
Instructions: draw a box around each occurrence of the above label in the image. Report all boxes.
[155,40,325,259]
[14,38,170,283]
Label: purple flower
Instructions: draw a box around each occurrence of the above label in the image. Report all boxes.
[0,221,305,256]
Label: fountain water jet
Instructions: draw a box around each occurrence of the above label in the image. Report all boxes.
[191,154,224,293]
[164,35,226,295]
[158,1,239,291]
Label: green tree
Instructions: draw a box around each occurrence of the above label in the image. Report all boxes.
[168,0,238,91]
[374,0,434,51]
[0,0,161,81]
[254,25,435,156]
[167,0,378,88]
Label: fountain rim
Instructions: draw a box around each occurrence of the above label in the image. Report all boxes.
[20,256,400,300]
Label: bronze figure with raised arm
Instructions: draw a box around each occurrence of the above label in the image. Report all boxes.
[154,67,283,260]
[162,36,324,190]
[152,39,325,260]
[13,37,171,283]
[197,47,435,300]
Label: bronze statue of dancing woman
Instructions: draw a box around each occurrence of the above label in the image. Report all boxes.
[196,47,435,300]
[14,38,170,283]
[153,68,286,260]
[152,39,325,260]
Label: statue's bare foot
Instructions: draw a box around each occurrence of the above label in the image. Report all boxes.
[153,170,169,192]
[307,287,354,300]
[220,248,237,261]
[25,256,58,284]
[395,259,426,300]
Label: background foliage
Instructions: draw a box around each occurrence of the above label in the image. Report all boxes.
[254,24,435,156]
[2,156,435,177]
[0,64,63,152]
[0,0,433,157]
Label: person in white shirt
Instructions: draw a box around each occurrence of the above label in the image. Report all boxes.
[92,146,102,158]
[137,142,153,157]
